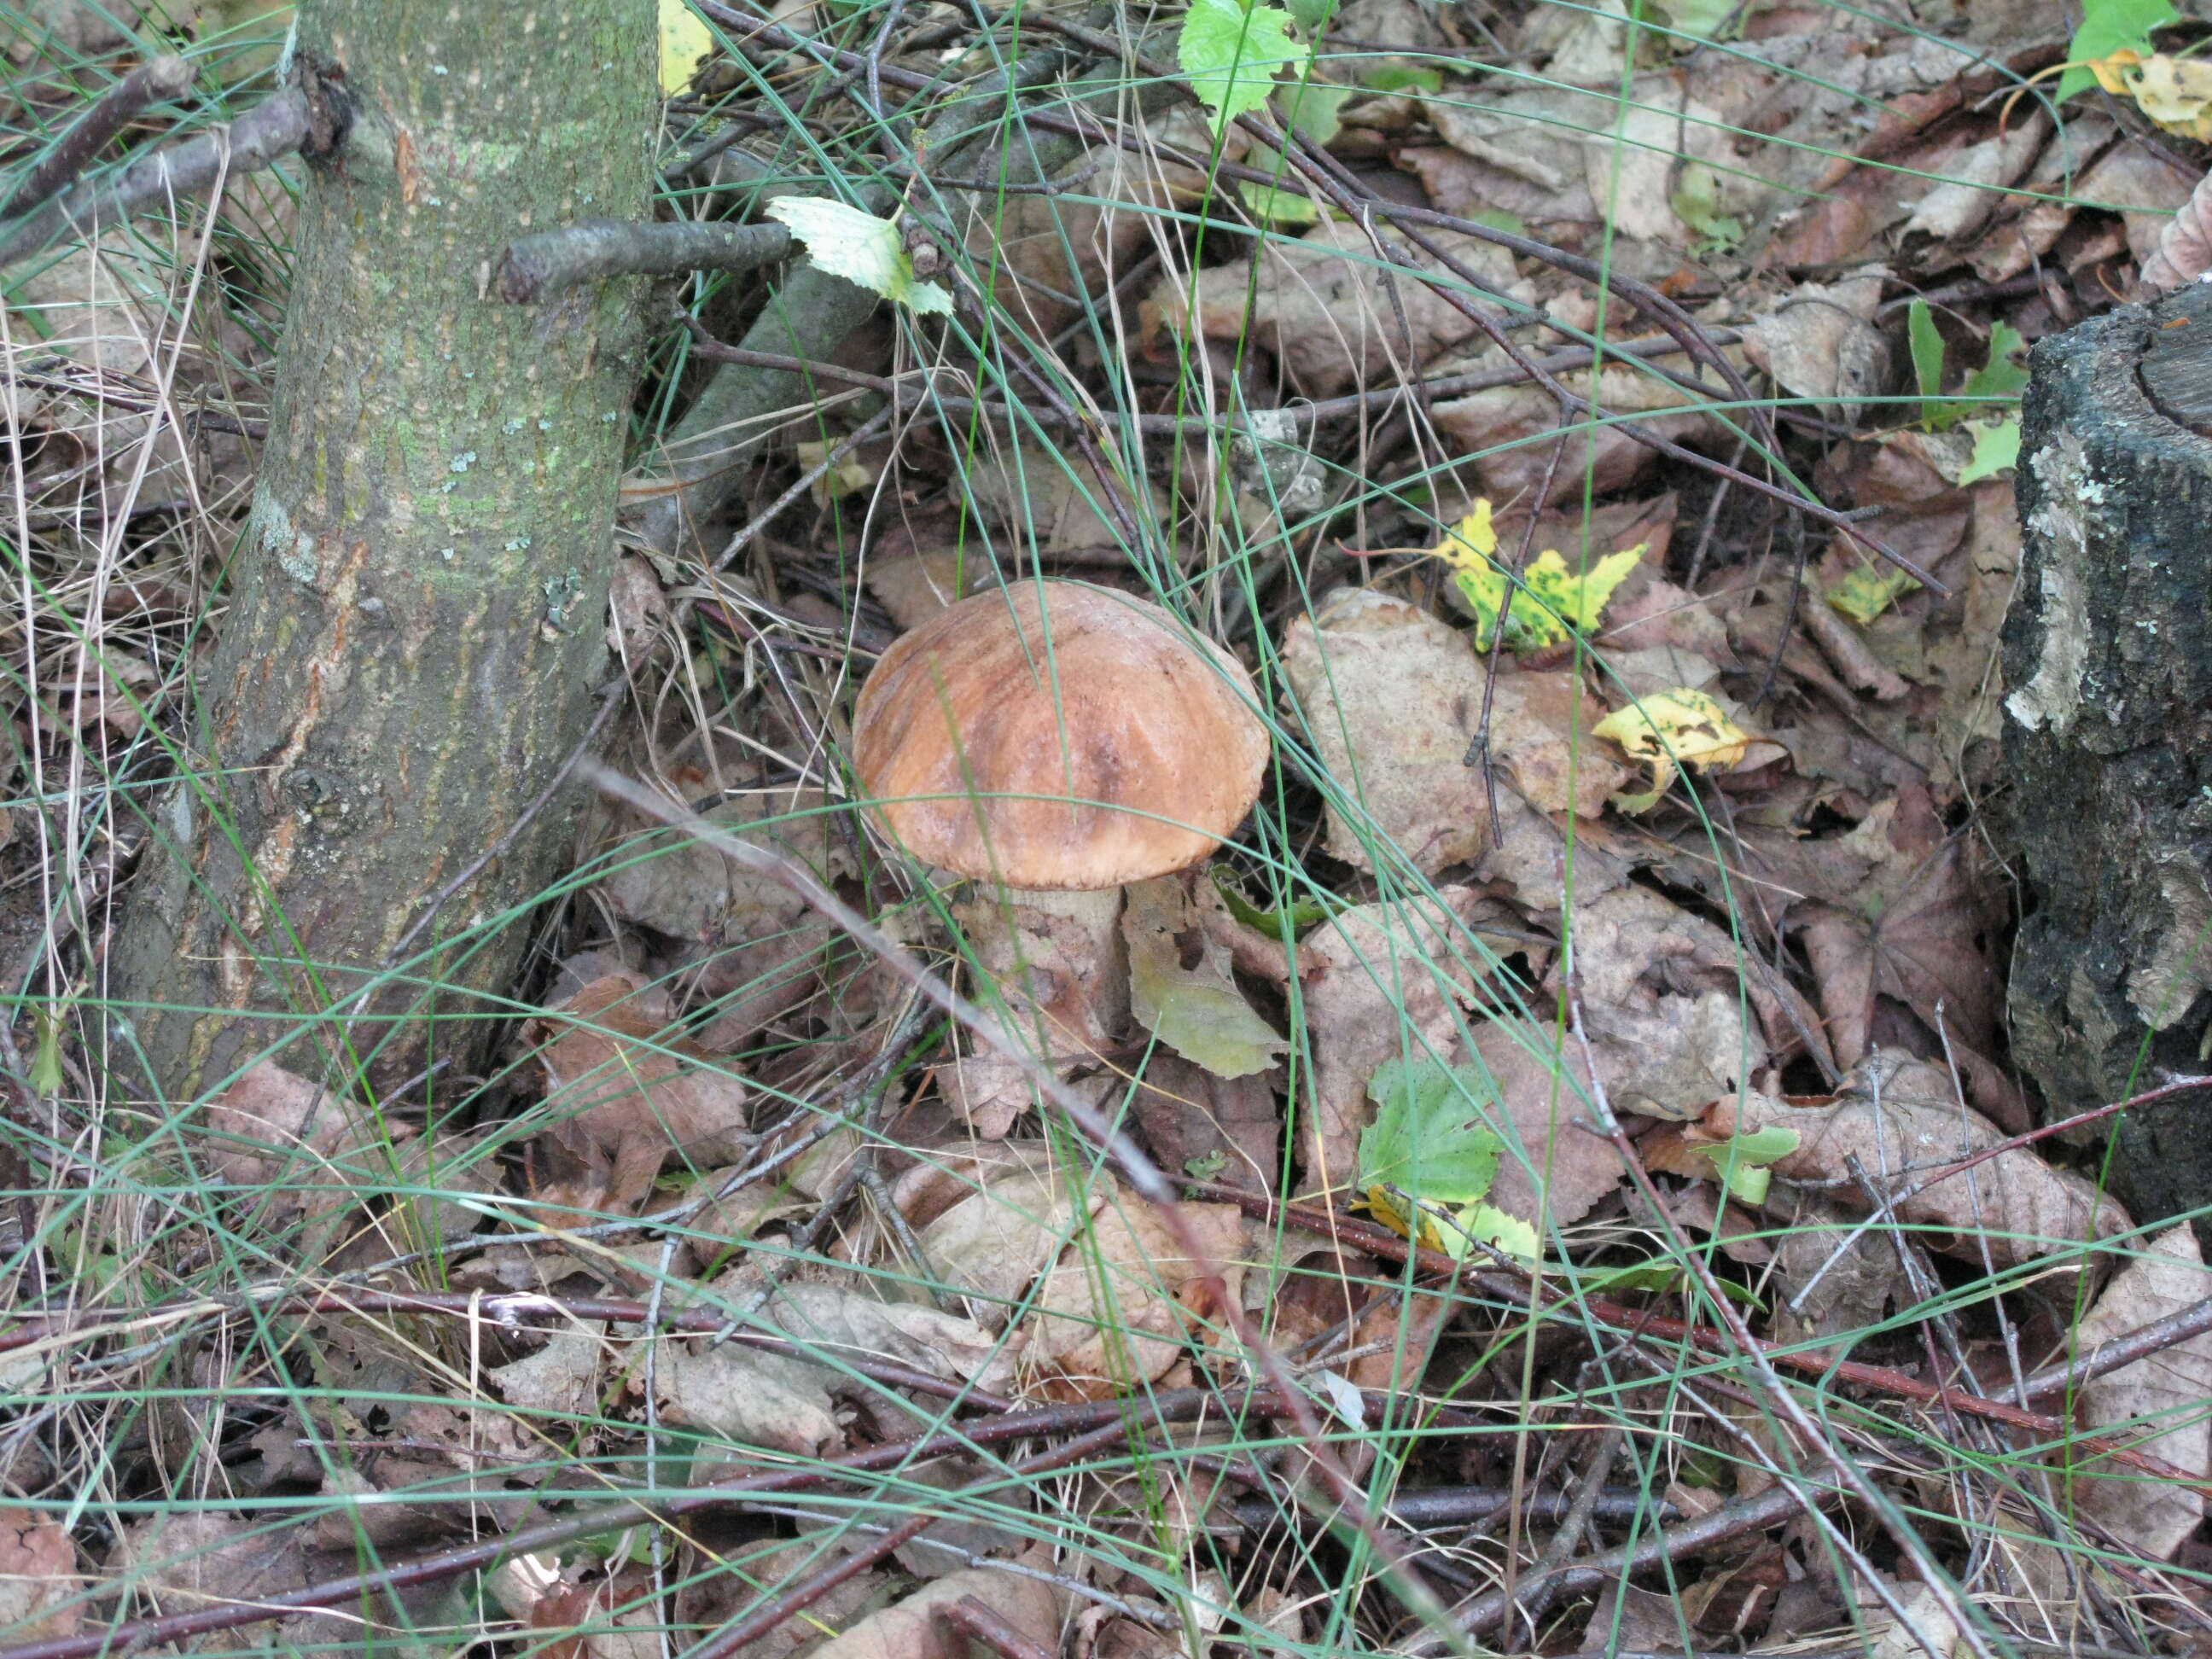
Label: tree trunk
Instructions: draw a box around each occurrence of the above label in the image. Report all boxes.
[2001,277,2212,1227]
[109,0,655,1100]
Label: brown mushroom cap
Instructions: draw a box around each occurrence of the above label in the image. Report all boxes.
[852,581,1270,889]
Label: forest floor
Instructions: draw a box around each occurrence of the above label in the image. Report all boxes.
[6,0,2212,1656]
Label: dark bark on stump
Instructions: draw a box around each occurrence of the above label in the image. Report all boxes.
[2002,280,2212,1226]
[108,0,656,1100]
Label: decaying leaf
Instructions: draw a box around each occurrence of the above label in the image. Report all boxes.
[0,1515,81,1641]
[1700,1057,2131,1269]
[522,971,754,1214]
[1592,687,1780,813]
[1124,874,1287,1080]
[2059,1224,2212,1561]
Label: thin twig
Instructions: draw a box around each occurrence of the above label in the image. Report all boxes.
[1,56,195,223]
[492,220,792,304]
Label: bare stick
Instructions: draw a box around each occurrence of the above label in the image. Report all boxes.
[939,1597,1058,1659]
[1,56,195,222]
[0,84,322,271]
[492,219,792,304]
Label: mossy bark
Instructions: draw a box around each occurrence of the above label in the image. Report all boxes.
[109,0,655,1100]
[2001,279,2212,1227]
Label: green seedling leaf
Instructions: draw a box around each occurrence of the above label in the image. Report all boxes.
[1649,0,1747,39]
[1179,0,1310,132]
[1959,321,2029,405]
[1671,163,1743,252]
[1361,64,1442,96]
[2058,0,2180,103]
[1211,867,1339,935]
[764,197,952,315]
[1957,413,2023,484]
[1907,298,1946,410]
[1359,1062,1524,1260]
[1360,1059,1505,1206]
[1826,564,1922,626]
[29,1007,65,1097]
[1692,1125,1800,1206]
[1184,1150,1230,1182]
[1280,76,1352,144]
[1244,184,1321,224]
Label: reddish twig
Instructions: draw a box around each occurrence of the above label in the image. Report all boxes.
[939,1595,1057,1659]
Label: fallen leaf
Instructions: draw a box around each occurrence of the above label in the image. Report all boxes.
[1701,1056,2131,1268]
[522,972,754,1214]
[2060,1223,2212,1561]
[1124,874,1287,1080]
[0,1515,80,1640]
[802,1548,1067,1659]
[1175,219,1525,397]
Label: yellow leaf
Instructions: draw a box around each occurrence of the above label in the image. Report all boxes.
[1417,499,1644,653]
[1592,688,1753,814]
[1826,564,1920,626]
[659,0,713,95]
[2086,49,2212,140]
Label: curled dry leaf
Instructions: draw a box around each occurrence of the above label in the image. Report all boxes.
[1740,270,1890,421]
[522,971,753,1214]
[1700,1056,2131,1269]
[2139,165,2212,292]
[2059,1224,2212,1562]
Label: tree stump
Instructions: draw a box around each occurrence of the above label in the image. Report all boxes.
[2003,279,2212,1226]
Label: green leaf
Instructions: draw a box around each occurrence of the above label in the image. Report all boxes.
[658,0,713,94]
[1280,76,1351,144]
[29,1008,64,1098]
[763,197,952,315]
[1127,881,1289,1080]
[1648,0,1744,39]
[1359,1059,1505,1205]
[1957,413,2023,485]
[1907,298,1946,412]
[1178,0,1310,132]
[1959,321,2029,405]
[1211,868,1339,935]
[1692,1125,1800,1206]
[2058,0,2180,103]
[1671,163,1744,252]
[1826,564,1921,626]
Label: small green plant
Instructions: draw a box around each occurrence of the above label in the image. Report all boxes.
[1906,299,2025,484]
[2056,0,2179,103]
[1358,1058,1534,1262]
[1178,0,1311,132]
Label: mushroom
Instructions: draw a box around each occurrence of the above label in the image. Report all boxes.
[852,580,1269,1077]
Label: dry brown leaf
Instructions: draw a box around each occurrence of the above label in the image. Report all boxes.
[1429,355,1728,507]
[523,971,754,1214]
[1701,1057,2131,1268]
[203,1061,382,1190]
[491,1330,607,1421]
[1175,220,1526,398]
[1459,1017,1620,1228]
[1023,1194,1244,1400]
[1740,270,1889,422]
[1278,588,1500,873]
[655,1342,843,1458]
[0,1515,80,1641]
[1131,1051,1279,1196]
[113,1513,349,1649]
[2060,1224,2212,1561]
[804,1546,1067,1659]
[595,788,849,1052]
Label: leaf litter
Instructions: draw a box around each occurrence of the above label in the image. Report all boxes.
[10,0,2212,1655]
